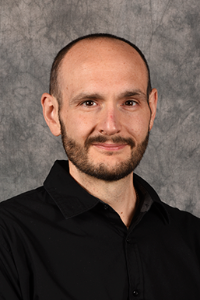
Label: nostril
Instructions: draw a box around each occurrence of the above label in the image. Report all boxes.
[100,130,107,134]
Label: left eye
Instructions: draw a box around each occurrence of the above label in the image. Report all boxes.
[124,100,136,106]
[82,100,96,106]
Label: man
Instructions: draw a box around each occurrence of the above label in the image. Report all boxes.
[0,33,200,300]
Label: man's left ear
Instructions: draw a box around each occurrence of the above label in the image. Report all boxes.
[41,93,61,136]
[148,88,158,131]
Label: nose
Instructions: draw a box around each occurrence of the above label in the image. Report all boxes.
[97,104,121,136]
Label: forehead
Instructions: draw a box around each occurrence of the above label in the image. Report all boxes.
[58,38,148,94]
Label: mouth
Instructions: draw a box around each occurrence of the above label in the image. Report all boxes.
[92,143,127,151]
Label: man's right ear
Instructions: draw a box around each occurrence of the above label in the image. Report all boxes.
[41,93,61,136]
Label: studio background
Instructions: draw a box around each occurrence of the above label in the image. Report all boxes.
[1,0,200,216]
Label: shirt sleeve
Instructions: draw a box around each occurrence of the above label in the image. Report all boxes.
[0,243,22,300]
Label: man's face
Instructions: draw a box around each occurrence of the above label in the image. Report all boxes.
[58,38,156,181]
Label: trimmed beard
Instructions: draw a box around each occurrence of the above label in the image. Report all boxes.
[60,118,149,182]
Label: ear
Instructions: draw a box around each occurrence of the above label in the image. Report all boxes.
[41,93,61,136]
[148,88,158,131]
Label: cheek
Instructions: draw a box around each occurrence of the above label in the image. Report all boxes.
[124,113,150,138]
[65,113,95,139]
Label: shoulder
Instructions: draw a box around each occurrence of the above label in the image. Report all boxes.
[0,186,57,250]
[0,186,48,213]
[0,186,54,230]
[158,202,200,255]
[135,173,200,221]
[161,200,200,228]
[134,172,200,233]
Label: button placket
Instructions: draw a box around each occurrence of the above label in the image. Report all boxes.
[125,234,143,300]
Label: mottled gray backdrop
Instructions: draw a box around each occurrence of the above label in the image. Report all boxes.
[1,0,200,217]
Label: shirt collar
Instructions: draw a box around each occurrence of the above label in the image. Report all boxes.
[44,160,169,224]
[44,160,100,219]
[134,173,170,225]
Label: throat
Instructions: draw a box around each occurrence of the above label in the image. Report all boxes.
[118,191,140,228]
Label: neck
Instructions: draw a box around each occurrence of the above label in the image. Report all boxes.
[69,162,138,227]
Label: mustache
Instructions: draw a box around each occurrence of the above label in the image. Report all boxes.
[85,135,135,149]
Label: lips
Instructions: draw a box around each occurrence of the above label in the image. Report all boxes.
[92,143,127,151]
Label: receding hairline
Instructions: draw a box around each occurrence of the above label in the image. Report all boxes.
[49,33,152,105]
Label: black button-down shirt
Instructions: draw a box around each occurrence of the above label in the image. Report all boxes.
[0,160,200,299]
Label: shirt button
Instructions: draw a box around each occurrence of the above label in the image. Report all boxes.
[104,204,108,210]
[132,290,139,296]
[126,238,131,243]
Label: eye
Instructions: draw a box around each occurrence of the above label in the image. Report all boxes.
[124,100,137,106]
[82,100,97,106]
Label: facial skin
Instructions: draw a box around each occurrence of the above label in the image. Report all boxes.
[42,38,157,183]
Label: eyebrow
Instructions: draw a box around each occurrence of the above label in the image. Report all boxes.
[70,89,147,105]
[70,93,104,105]
[117,89,146,99]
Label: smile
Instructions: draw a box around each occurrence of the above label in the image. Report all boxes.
[92,143,127,151]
